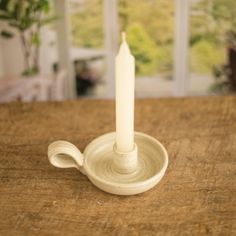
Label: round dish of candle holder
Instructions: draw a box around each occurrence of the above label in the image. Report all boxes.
[48,132,168,195]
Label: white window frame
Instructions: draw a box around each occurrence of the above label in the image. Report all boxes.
[53,0,76,98]
[173,0,190,96]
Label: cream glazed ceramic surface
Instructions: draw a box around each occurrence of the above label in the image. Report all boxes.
[48,132,168,195]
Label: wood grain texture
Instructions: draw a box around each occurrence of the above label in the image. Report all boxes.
[0,96,235,236]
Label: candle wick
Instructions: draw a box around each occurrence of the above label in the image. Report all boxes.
[122,32,126,42]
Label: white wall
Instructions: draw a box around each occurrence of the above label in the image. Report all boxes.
[0,23,24,77]
[0,22,57,77]
[1,37,24,76]
[39,26,58,75]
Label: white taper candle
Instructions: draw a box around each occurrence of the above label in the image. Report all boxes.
[115,33,135,152]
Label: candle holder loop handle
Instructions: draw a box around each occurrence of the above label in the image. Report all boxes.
[48,140,86,174]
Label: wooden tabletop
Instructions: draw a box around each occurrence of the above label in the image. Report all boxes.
[0,96,235,235]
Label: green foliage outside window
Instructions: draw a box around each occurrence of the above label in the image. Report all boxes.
[70,0,103,48]
[126,23,158,76]
[119,0,174,76]
[190,39,225,74]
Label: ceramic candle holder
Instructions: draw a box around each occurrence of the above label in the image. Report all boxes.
[48,132,168,195]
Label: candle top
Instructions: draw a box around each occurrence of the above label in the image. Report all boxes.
[117,32,133,57]
[122,32,126,42]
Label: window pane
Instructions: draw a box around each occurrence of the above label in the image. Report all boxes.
[69,0,106,97]
[118,0,175,97]
[189,0,236,95]
[69,0,104,48]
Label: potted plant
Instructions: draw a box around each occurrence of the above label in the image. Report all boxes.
[0,0,57,76]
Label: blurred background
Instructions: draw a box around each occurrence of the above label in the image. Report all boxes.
[0,0,236,103]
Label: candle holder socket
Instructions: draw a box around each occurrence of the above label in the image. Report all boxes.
[113,143,138,174]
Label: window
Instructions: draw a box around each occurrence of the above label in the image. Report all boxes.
[53,0,235,98]
[188,0,236,95]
